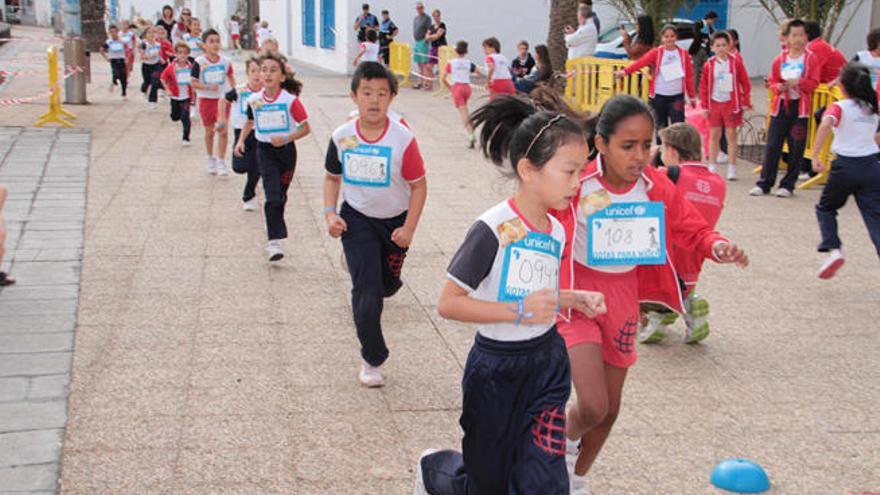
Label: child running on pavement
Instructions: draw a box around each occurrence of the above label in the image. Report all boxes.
[184,17,205,61]
[353,29,381,66]
[101,25,130,99]
[443,40,479,148]
[414,95,606,495]
[221,55,263,211]
[159,42,193,146]
[552,95,748,495]
[699,31,751,181]
[138,27,164,109]
[192,29,236,176]
[483,37,515,99]
[811,62,880,278]
[323,62,427,387]
[639,123,727,345]
[234,52,310,261]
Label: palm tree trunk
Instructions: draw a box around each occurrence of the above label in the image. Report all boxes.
[547,0,579,73]
[81,0,106,52]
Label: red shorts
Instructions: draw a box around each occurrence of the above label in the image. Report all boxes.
[198,98,230,128]
[231,34,241,40]
[488,79,515,100]
[708,100,743,128]
[557,264,640,369]
[451,83,472,108]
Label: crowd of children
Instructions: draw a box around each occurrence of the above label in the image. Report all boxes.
[92,9,880,493]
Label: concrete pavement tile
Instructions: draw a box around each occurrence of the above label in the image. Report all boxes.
[0,400,67,432]
[0,464,59,492]
[175,447,294,485]
[382,369,462,412]
[59,448,177,494]
[0,298,78,316]
[284,381,389,415]
[0,351,72,377]
[198,305,284,326]
[279,343,362,388]
[0,283,79,301]
[65,415,182,451]
[188,364,286,390]
[184,385,288,417]
[162,482,298,494]
[27,374,70,400]
[3,261,80,285]
[67,384,186,419]
[195,323,282,345]
[192,343,283,367]
[0,377,28,402]
[180,414,289,452]
[0,332,73,353]
[0,429,64,466]
[71,364,187,394]
[390,411,465,459]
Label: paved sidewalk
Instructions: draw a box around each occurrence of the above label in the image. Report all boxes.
[0,25,878,494]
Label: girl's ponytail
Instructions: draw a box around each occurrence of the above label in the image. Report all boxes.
[470,95,537,167]
[259,51,304,95]
[839,62,878,114]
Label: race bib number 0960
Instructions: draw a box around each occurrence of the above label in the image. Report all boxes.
[498,232,561,302]
[203,66,225,85]
[587,201,666,266]
[342,144,392,187]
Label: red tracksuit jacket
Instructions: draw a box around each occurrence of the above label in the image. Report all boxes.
[552,159,727,315]
[807,37,847,84]
[699,54,752,114]
[623,46,696,100]
[159,61,192,98]
[767,49,820,118]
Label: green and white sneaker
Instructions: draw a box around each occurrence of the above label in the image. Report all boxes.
[684,293,710,344]
[638,311,678,344]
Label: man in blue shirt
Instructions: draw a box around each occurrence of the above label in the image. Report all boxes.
[354,3,379,43]
[378,10,399,65]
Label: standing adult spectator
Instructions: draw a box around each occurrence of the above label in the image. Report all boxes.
[353,3,378,43]
[378,9,399,65]
[412,2,433,90]
[622,15,654,60]
[578,0,601,33]
[156,5,176,41]
[564,3,599,61]
[425,9,447,70]
[691,10,719,88]
[805,21,847,84]
[171,8,192,44]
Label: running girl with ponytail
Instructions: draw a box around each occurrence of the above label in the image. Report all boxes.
[221,55,263,212]
[553,95,748,494]
[811,62,880,278]
[414,95,606,495]
[234,52,310,261]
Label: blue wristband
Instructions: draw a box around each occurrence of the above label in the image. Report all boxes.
[324,206,336,214]
[514,299,524,326]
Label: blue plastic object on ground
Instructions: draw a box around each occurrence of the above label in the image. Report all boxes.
[711,458,771,493]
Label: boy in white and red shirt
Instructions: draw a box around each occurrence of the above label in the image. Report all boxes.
[160,42,193,145]
[699,31,751,181]
[353,29,381,66]
[482,37,515,99]
[323,62,427,388]
[639,123,727,345]
[444,40,479,148]
[191,29,236,176]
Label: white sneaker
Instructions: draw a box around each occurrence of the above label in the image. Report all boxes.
[206,157,217,175]
[748,186,767,196]
[214,158,229,176]
[638,311,677,344]
[817,249,845,280]
[266,240,284,262]
[149,102,158,110]
[684,293,710,344]
[570,472,591,495]
[242,199,258,211]
[726,164,737,181]
[413,449,439,495]
[467,134,476,149]
[775,188,793,198]
[181,138,191,147]
[717,151,729,164]
[565,438,580,484]
[798,172,810,181]
[359,361,385,387]
[708,163,718,174]
[190,108,198,120]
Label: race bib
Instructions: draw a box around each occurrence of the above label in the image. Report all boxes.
[145,45,159,58]
[254,103,291,133]
[239,91,252,115]
[175,68,191,86]
[202,65,226,85]
[498,231,561,302]
[342,144,392,187]
[108,41,125,56]
[781,62,803,81]
[716,71,733,93]
[587,202,666,266]
[660,58,684,81]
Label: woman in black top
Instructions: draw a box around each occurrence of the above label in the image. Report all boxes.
[514,44,553,94]
[425,9,447,65]
[156,5,175,41]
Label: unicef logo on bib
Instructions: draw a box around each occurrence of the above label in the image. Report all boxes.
[587,201,666,266]
[203,65,225,85]
[497,231,561,303]
[342,144,392,187]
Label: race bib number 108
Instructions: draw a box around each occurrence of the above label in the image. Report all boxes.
[587,201,666,266]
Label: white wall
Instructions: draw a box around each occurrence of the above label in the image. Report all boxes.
[262,0,354,73]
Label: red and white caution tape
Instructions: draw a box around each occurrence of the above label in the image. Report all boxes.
[0,35,65,42]
[0,65,83,78]
[0,66,83,106]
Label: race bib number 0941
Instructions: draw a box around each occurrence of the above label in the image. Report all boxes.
[498,232,561,302]
[587,201,666,266]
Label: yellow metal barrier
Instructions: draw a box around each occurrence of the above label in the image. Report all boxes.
[433,45,455,97]
[753,84,840,190]
[388,42,412,88]
[35,46,75,128]
[565,57,649,114]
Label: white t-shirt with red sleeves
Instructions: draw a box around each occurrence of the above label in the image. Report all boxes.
[245,89,308,143]
[359,42,380,62]
[446,58,476,84]
[825,99,880,157]
[192,54,234,99]
[326,118,426,219]
[485,53,512,81]
[229,83,261,130]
